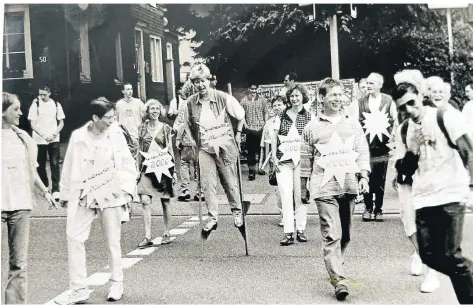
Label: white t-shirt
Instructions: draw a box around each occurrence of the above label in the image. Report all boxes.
[462,101,473,135]
[116,98,146,142]
[261,117,278,147]
[406,107,469,209]
[28,99,66,145]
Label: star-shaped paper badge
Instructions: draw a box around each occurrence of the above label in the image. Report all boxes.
[140,146,174,182]
[315,132,360,188]
[198,109,233,157]
[278,123,302,166]
[80,156,121,209]
[362,106,391,143]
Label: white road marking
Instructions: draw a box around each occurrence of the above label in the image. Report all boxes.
[127,247,156,256]
[169,228,189,235]
[87,272,111,286]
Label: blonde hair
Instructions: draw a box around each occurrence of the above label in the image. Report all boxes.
[189,63,211,80]
[144,99,164,119]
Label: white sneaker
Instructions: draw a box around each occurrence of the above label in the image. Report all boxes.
[421,268,440,293]
[53,192,60,201]
[107,282,123,301]
[410,253,423,276]
[54,288,90,305]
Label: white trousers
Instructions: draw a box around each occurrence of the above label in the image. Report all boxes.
[397,184,416,237]
[276,162,308,234]
[66,205,123,290]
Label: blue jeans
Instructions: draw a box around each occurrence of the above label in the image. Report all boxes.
[416,202,473,304]
[1,210,31,304]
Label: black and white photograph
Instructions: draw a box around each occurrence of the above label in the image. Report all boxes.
[2,2,473,304]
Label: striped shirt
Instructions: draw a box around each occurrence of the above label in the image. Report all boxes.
[304,114,371,198]
[241,95,267,131]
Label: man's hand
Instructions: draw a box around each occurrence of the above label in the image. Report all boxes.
[392,177,398,190]
[358,177,369,194]
[45,192,59,209]
[272,156,281,173]
[172,172,178,185]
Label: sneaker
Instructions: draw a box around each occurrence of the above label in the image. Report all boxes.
[54,288,90,305]
[373,212,384,222]
[410,253,422,276]
[138,237,153,249]
[107,282,123,301]
[280,233,294,246]
[257,169,266,175]
[248,173,255,181]
[203,219,218,232]
[161,233,172,244]
[177,190,191,201]
[296,230,308,242]
[420,269,440,293]
[278,219,284,227]
[52,192,60,201]
[193,192,205,201]
[362,210,372,222]
[233,213,243,227]
[334,284,349,301]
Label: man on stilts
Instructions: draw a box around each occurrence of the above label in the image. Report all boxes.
[181,63,246,237]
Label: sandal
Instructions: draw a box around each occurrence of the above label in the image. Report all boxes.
[161,234,172,244]
[138,237,153,249]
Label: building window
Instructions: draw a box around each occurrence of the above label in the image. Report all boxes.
[150,36,163,83]
[115,32,123,83]
[166,42,173,60]
[3,5,33,80]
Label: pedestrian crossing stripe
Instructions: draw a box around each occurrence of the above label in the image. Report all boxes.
[127,247,156,256]
[87,272,111,286]
[169,228,189,235]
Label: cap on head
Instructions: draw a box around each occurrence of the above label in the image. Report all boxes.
[367,73,384,87]
[189,63,211,81]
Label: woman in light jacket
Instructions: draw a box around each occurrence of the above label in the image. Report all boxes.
[136,99,176,248]
[2,92,57,304]
[56,97,137,305]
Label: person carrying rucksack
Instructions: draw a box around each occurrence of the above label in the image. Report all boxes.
[27,85,65,201]
[393,76,473,304]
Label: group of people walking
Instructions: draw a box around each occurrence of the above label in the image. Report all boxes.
[2,61,473,304]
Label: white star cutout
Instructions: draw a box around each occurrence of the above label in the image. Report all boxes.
[80,156,121,208]
[198,109,233,157]
[315,132,360,188]
[140,146,174,182]
[278,123,302,166]
[362,106,391,143]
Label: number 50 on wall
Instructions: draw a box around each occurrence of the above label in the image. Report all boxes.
[39,56,47,62]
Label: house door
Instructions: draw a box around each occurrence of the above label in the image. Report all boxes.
[134,28,146,101]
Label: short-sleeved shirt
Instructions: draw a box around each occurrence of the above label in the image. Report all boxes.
[260,117,278,148]
[240,95,267,131]
[462,101,473,136]
[406,106,469,209]
[2,128,34,211]
[116,98,146,142]
[273,108,313,177]
[28,99,66,145]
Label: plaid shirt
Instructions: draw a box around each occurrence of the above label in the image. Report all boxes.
[241,95,267,131]
[274,108,313,178]
[304,114,370,199]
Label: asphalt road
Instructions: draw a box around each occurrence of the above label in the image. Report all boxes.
[2,214,472,304]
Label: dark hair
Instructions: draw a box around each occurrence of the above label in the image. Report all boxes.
[2,92,19,111]
[271,95,287,105]
[286,83,309,105]
[287,72,298,82]
[392,82,419,101]
[90,97,115,119]
[318,78,343,98]
[122,82,133,90]
[38,85,51,92]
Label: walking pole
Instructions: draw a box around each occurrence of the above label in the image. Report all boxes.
[195,130,204,261]
[236,155,249,256]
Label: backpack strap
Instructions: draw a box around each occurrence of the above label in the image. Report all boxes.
[436,107,457,149]
[400,119,409,145]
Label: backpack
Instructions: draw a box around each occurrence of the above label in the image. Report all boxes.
[34,98,60,122]
[400,106,456,149]
[396,106,457,185]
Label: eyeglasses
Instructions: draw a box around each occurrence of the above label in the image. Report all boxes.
[398,99,416,112]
